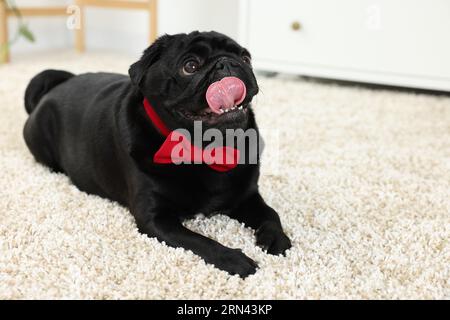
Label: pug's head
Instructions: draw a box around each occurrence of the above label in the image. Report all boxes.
[129,31,259,132]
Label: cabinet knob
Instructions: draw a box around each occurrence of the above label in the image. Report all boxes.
[291,21,301,31]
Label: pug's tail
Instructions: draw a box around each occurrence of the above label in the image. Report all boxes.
[24,69,75,114]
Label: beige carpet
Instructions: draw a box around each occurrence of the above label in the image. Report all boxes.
[1,51,449,299]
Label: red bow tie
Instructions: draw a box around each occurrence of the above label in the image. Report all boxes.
[143,98,240,172]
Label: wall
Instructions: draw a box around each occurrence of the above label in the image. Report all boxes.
[8,0,239,58]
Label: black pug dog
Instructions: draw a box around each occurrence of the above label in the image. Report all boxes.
[23,31,291,277]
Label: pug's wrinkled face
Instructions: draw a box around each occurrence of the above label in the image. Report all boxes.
[129,31,259,132]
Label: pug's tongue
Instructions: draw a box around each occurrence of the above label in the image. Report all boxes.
[206,77,247,114]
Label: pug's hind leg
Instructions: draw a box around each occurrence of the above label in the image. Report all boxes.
[133,205,258,278]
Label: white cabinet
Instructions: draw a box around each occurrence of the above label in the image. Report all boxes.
[239,0,450,91]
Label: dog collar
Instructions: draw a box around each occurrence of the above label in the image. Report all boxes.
[142,98,239,172]
[143,98,171,137]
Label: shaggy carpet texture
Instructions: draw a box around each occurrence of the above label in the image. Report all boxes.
[0,52,449,299]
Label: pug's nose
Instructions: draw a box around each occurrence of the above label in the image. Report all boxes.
[215,61,230,72]
[215,59,238,78]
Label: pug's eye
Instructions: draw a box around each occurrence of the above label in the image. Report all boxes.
[183,60,200,74]
[242,55,252,65]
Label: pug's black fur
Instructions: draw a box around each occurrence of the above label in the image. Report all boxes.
[23,31,291,277]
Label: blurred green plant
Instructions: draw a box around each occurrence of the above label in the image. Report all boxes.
[1,0,35,62]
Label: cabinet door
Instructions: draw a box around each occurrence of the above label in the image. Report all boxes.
[246,0,450,79]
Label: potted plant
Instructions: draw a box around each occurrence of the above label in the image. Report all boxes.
[1,0,35,62]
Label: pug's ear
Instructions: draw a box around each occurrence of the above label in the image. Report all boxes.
[128,34,173,87]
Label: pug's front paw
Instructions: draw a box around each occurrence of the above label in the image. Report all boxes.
[256,222,292,255]
[210,248,258,278]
